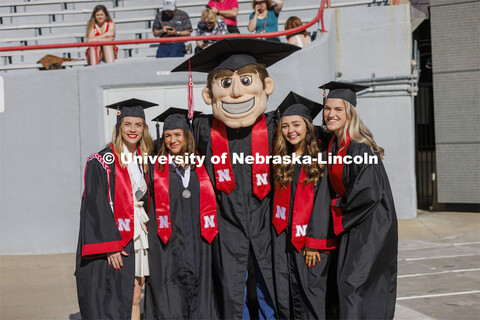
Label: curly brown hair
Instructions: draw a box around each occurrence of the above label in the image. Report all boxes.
[273,116,324,189]
[285,16,308,39]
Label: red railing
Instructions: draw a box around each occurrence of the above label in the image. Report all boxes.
[0,0,326,53]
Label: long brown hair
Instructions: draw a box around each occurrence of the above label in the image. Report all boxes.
[285,16,308,39]
[157,129,196,171]
[338,100,384,159]
[110,118,154,172]
[86,5,112,38]
[273,117,324,188]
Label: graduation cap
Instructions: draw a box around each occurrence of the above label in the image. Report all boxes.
[277,91,323,123]
[105,98,158,122]
[171,38,301,73]
[319,81,369,107]
[152,107,202,139]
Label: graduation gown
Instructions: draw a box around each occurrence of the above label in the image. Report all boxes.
[326,138,398,319]
[75,147,144,320]
[272,162,337,320]
[144,164,217,319]
[193,112,277,319]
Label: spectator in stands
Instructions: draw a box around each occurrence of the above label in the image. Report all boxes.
[196,9,229,53]
[152,0,193,58]
[285,16,311,48]
[85,5,117,66]
[207,0,240,34]
[247,0,283,42]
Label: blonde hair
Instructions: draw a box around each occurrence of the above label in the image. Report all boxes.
[273,117,324,189]
[86,5,112,38]
[201,8,217,24]
[110,118,154,171]
[157,129,196,171]
[339,100,384,159]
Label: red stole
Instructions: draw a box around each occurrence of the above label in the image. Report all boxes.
[210,115,271,200]
[154,161,218,244]
[273,166,315,252]
[111,145,135,248]
[327,133,351,235]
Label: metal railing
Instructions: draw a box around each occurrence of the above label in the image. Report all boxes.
[0,0,327,53]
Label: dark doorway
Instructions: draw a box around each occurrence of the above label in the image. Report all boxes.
[413,18,436,210]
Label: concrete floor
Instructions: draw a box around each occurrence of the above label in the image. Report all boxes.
[0,210,479,319]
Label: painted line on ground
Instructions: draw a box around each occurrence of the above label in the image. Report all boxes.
[397,290,480,301]
[400,241,480,252]
[402,253,479,262]
[454,242,480,246]
[398,268,480,278]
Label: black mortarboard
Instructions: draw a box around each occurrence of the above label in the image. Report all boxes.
[152,107,202,132]
[105,98,158,122]
[277,91,323,122]
[319,81,369,107]
[171,38,301,73]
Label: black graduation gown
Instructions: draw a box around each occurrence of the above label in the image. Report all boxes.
[193,112,277,319]
[327,139,398,319]
[75,147,141,320]
[144,164,217,320]
[272,162,335,320]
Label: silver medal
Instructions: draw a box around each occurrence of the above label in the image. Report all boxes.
[135,189,144,200]
[182,189,191,199]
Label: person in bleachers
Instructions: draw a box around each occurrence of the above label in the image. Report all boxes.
[247,0,283,42]
[195,9,229,54]
[152,0,193,58]
[285,16,311,48]
[85,5,118,66]
[207,0,240,34]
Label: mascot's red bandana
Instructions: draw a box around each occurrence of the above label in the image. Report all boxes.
[210,115,271,200]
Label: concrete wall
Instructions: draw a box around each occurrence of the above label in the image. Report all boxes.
[0,5,416,254]
[430,0,480,204]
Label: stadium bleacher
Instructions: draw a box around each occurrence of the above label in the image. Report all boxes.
[0,0,367,72]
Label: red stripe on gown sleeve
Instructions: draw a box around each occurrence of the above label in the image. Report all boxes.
[305,237,339,250]
[82,240,123,256]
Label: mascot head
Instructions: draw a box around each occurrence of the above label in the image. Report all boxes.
[172,39,300,128]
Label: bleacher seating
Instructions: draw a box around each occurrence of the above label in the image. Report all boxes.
[0,0,357,72]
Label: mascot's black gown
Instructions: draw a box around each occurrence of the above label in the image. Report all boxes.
[193,111,277,319]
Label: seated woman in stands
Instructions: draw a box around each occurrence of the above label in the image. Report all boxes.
[195,8,229,53]
[85,5,118,66]
[247,0,283,42]
[285,16,311,48]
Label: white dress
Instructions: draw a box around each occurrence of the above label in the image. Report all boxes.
[125,145,149,277]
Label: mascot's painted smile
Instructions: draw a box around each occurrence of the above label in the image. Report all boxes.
[222,97,255,114]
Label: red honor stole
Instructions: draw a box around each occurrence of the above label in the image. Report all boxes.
[111,145,135,248]
[211,115,271,200]
[273,166,315,251]
[327,133,351,235]
[154,161,218,244]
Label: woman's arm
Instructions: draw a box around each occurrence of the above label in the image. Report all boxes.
[273,0,283,14]
[217,7,239,19]
[91,22,116,41]
[247,11,259,32]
